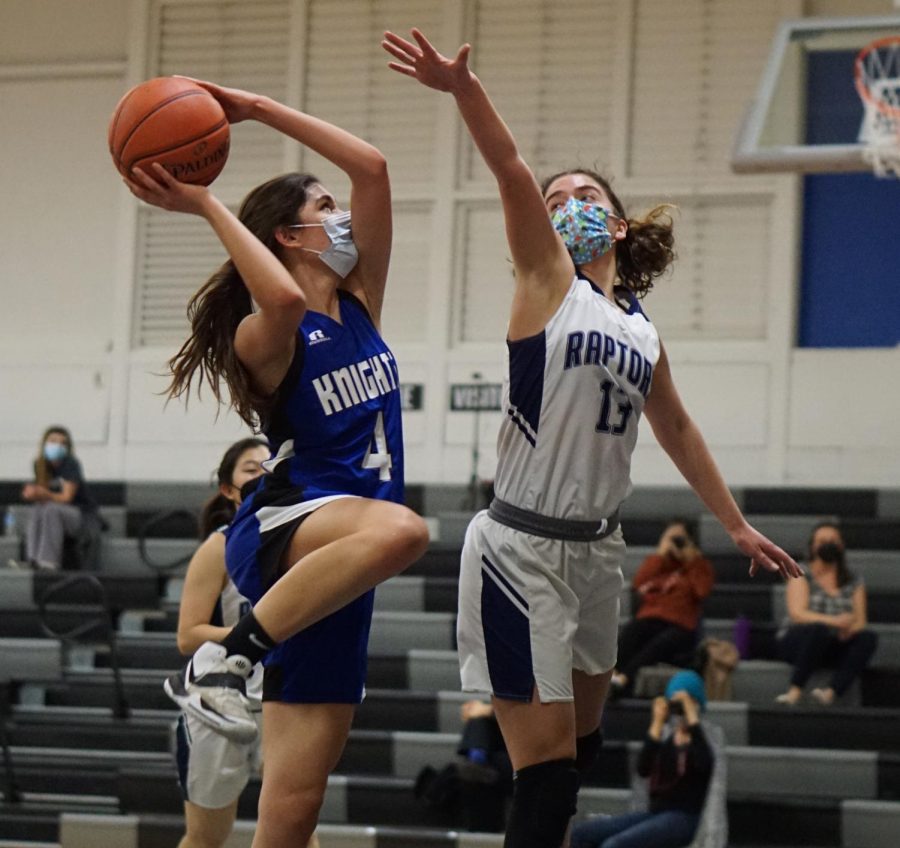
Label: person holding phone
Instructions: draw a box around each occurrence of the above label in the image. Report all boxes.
[611,521,714,697]
[571,671,713,848]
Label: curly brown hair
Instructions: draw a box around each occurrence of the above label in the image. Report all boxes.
[540,168,676,298]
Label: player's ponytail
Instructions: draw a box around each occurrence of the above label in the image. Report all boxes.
[541,168,676,298]
[167,262,260,427]
[166,172,321,429]
[617,204,675,298]
[198,490,235,539]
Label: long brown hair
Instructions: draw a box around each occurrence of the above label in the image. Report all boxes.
[34,425,73,487]
[198,437,269,538]
[167,173,320,429]
[540,168,676,298]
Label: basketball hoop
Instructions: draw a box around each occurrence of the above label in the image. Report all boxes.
[855,35,900,178]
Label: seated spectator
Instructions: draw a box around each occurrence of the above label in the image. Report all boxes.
[611,521,714,697]
[571,671,718,848]
[414,699,512,832]
[775,521,878,706]
[457,699,513,831]
[19,426,97,570]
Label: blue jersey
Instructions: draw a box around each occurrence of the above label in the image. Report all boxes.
[262,291,404,504]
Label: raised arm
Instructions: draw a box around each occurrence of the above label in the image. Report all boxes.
[125,81,392,391]
[126,164,305,393]
[643,344,802,580]
[383,30,571,304]
[241,91,392,323]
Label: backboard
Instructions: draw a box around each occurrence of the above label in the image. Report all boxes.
[732,15,900,174]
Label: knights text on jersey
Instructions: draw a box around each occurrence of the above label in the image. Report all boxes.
[494,275,660,521]
[262,291,404,505]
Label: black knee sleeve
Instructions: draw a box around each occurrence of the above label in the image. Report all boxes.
[504,758,579,848]
[575,728,604,777]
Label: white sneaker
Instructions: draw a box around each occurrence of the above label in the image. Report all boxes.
[164,641,258,743]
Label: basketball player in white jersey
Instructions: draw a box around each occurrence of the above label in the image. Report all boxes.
[174,438,318,848]
[384,29,802,848]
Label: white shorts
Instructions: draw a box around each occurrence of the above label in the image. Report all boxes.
[174,710,262,809]
[457,510,626,703]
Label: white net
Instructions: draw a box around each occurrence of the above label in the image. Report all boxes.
[855,37,900,178]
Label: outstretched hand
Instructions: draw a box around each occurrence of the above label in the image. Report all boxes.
[124,162,211,217]
[382,28,472,93]
[730,523,803,580]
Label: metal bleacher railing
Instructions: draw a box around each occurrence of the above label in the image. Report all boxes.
[37,574,130,720]
[136,508,198,572]
[0,682,21,805]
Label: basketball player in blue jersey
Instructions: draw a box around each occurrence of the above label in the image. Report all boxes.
[124,80,429,847]
[384,30,802,848]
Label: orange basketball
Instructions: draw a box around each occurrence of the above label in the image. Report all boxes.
[108,77,230,187]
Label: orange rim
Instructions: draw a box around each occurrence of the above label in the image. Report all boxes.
[854,35,900,124]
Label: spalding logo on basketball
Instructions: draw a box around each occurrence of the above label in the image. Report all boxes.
[108,76,230,187]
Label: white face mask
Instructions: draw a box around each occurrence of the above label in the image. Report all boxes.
[43,442,68,463]
[289,210,358,278]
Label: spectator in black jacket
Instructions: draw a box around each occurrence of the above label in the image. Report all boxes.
[571,671,712,848]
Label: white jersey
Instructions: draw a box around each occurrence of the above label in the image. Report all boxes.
[494,274,660,522]
[217,575,249,629]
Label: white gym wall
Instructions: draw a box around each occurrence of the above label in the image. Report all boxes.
[1,0,898,485]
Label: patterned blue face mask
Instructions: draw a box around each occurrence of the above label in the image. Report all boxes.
[551,197,618,265]
[290,210,359,278]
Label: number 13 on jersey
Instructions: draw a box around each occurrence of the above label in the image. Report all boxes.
[362,411,393,481]
[596,379,633,436]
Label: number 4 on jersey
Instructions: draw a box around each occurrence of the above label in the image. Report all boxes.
[362,411,393,481]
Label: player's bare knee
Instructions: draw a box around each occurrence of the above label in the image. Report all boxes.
[259,784,323,837]
[399,510,430,562]
[378,509,429,572]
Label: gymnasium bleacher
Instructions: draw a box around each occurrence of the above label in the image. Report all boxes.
[1,484,898,848]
